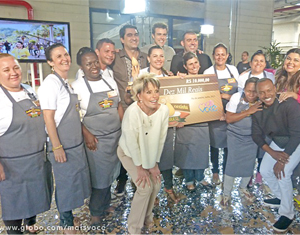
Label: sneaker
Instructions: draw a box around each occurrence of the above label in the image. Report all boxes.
[263,198,281,207]
[111,193,118,203]
[239,188,256,202]
[220,195,230,208]
[255,172,263,185]
[247,176,253,188]
[114,181,126,197]
[273,216,293,232]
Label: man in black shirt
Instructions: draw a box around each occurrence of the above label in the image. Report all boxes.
[170,31,212,75]
[252,78,300,232]
[236,51,250,74]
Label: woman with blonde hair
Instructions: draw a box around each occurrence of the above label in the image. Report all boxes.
[117,73,169,234]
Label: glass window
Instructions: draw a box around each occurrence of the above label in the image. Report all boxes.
[90,9,134,49]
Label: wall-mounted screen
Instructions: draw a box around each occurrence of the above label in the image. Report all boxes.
[0,18,71,63]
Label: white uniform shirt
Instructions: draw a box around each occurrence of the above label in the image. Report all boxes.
[0,84,36,136]
[119,102,169,169]
[203,64,239,81]
[139,67,165,78]
[226,91,247,113]
[38,73,73,128]
[237,70,275,91]
[72,67,120,117]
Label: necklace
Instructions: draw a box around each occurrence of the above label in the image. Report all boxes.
[138,101,157,116]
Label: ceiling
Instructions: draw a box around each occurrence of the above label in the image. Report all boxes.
[273,0,300,20]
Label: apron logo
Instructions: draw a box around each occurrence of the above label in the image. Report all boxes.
[25,107,41,118]
[99,99,113,109]
[227,78,236,83]
[221,84,233,92]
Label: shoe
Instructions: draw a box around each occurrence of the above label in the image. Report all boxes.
[239,188,256,202]
[212,173,221,185]
[114,181,126,197]
[199,180,213,189]
[263,198,281,207]
[186,184,196,192]
[255,172,263,185]
[273,216,293,232]
[111,193,118,203]
[175,168,184,178]
[220,195,230,208]
[247,176,253,188]
[164,188,180,203]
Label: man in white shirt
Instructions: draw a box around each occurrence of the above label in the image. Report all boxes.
[141,22,175,71]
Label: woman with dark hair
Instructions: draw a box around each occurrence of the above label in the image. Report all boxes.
[38,43,91,233]
[237,50,275,91]
[221,77,262,207]
[174,52,212,191]
[237,50,275,186]
[72,47,123,226]
[275,48,300,206]
[0,53,51,234]
[139,45,172,77]
[276,48,300,103]
[117,74,169,234]
[203,43,239,185]
[138,45,180,203]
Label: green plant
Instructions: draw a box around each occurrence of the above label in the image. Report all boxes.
[261,41,284,69]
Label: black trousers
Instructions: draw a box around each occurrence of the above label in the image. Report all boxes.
[210,146,228,174]
[3,216,36,234]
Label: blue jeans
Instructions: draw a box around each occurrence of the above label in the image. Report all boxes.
[183,169,205,185]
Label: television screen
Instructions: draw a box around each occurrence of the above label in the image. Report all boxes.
[0,18,71,63]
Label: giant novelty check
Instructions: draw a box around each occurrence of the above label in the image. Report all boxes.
[158,74,223,127]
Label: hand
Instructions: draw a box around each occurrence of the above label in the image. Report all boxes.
[176,122,184,128]
[0,163,5,181]
[219,112,226,121]
[221,93,231,100]
[167,71,174,76]
[53,148,67,163]
[270,150,289,165]
[149,163,161,184]
[278,92,297,103]
[177,71,187,79]
[273,161,285,179]
[197,49,203,54]
[247,101,263,115]
[132,63,140,79]
[83,131,98,151]
[136,165,150,188]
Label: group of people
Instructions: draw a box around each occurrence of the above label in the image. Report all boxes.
[0,21,300,234]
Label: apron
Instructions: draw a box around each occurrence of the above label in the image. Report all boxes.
[209,65,238,148]
[174,123,210,169]
[47,72,91,212]
[158,127,175,171]
[0,85,52,220]
[225,93,257,177]
[82,77,121,189]
[248,71,267,79]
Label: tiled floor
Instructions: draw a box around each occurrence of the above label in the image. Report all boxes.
[0,167,299,234]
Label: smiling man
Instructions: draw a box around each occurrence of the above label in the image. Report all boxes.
[112,24,148,111]
[111,24,148,198]
[170,31,212,75]
[141,22,175,71]
[252,78,300,232]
